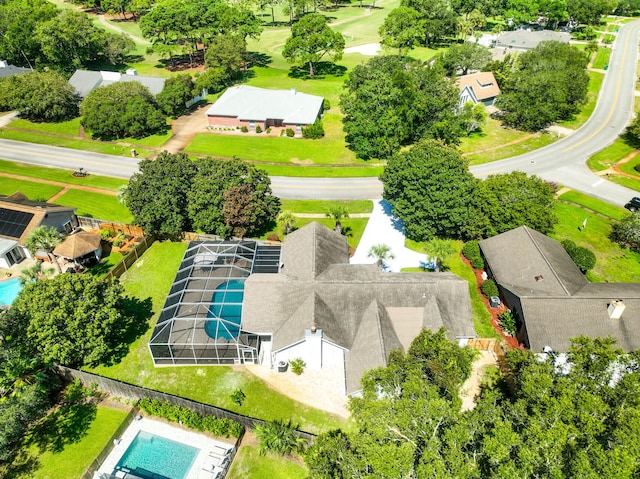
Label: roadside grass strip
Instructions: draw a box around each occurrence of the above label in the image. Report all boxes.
[558,190,630,221]
[53,189,134,224]
[587,137,636,171]
[280,199,373,214]
[0,177,63,200]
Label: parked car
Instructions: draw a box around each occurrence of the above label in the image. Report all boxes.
[624,197,640,212]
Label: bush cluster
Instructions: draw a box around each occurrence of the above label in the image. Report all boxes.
[255,125,262,133]
[138,398,244,438]
[461,241,484,270]
[561,239,596,273]
[498,311,517,336]
[302,120,325,139]
[241,125,248,133]
[286,128,295,137]
[480,279,499,298]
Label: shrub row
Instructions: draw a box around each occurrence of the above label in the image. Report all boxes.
[561,239,596,273]
[462,240,484,270]
[302,120,324,139]
[480,279,499,298]
[138,398,244,438]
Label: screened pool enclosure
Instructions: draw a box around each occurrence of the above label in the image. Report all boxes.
[148,240,281,365]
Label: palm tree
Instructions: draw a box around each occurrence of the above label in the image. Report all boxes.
[25,226,63,274]
[277,210,296,235]
[255,419,307,456]
[422,238,455,272]
[368,244,395,270]
[20,260,46,284]
[326,205,349,234]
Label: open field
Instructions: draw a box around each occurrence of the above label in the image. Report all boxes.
[88,242,352,434]
[53,189,133,223]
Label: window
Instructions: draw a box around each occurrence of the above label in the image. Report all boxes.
[63,221,73,233]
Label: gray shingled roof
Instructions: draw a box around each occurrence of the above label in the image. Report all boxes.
[205,86,324,125]
[479,226,587,296]
[69,70,166,98]
[243,222,475,394]
[0,62,33,78]
[495,30,571,50]
[481,226,640,353]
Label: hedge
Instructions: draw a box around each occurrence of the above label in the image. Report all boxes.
[462,240,484,270]
[480,279,499,298]
[561,239,596,273]
[138,398,244,438]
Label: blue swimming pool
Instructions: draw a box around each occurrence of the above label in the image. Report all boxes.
[0,278,23,306]
[115,430,199,479]
[205,279,244,340]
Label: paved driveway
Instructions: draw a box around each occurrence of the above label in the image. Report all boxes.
[351,200,426,272]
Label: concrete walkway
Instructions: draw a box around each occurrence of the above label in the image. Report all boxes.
[350,200,427,272]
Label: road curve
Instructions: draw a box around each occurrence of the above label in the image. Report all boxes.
[0,20,638,201]
[471,20,640,207]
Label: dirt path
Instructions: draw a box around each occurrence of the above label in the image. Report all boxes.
[162,104,210,153]
[462,133,538,157]
[0,172,119,198]
[596,150,640,179]
[98,14,150,45]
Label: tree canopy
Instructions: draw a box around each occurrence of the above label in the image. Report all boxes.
[439,41,492,76]
[282,13,345,77]
[306,334,640,478]
[495,41,589,131]
[341,56,461,160]
[0,71,79,122]
[156,73,197,117]
[80,82,168,140]
[381,140,479,240]
[5,274,146,368]
[124,153,280,239]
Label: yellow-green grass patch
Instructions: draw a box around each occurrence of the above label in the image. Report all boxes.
[587,137,636,171]
[53,190,133,223]
[0,177,63,200]
[227,444,307,479]
[558,190,630,221]
[280,199,373,214]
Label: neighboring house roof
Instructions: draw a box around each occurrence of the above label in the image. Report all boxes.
[68,69,167,98]
[456,71,501,102]
[205,86,324,125]
[0,238,18,257]
[495,30,571,50]
[480,226,640,352]
[0,192,76,245]
[0,60,33,78]
[243,222,475,394]
[53,231,101,259]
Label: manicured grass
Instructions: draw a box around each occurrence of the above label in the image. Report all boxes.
[257,164,383,177]
[280,199,373,214]
[0,177,62,200]
[558,190,630,221]
[404,238,498,339]
[88,242,351,434]
[266,217,368,249]
[551,202,640,282]
[558,71,605,129]
[53,190,133,223]
[15,405,129,479]
[87,249,124,277]
[608,173,640,192]
[227,444,307,479]
[8,118,82,136]
[466,132,558,165]
[619,152,640,177]
[459,117,531,155]
[0,159,127,191]
[592,48,612,69]
[0,128,155,159]
[587,137,636,171]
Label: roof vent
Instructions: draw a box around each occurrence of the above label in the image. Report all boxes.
[608,300,625,319]
[535,275,544,282]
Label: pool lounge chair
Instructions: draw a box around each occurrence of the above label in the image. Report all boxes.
[199,464,224,479]
[210,444,233,456]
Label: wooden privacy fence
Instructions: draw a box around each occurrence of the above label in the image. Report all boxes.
[77,216,145,238]
[55,366,316,442]
[104,236,155,281]
[80,407,139,479]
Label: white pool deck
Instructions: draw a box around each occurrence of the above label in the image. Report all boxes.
[97,417,235,479]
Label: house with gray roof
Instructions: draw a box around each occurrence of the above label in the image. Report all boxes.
[494,30,570,51]
[0,60,33,78]
[479,226,640,352]
[205,85,324,135]
[68,69,167,99]
[149,222,475,395]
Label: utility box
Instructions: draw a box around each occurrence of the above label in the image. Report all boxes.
[489,296,501,308]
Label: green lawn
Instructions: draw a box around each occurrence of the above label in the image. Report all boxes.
[8,118,82,136]
[12,405,129,479]
[88,242,352,434]
[466,132,558,165]
[0,177,62,201]
[608,173,640,191]
[87,249,124,277]
[53,190,134,223]
[265,217,368,249]
[0,159,127,191]
[587,137,636,171]
[404,239,498,339]
[558,71,605,130]
[551,202,640,283]
[257,164,383,177]
[280,199,373,214]
[459,117,531,155]
[558,190,630,221]
[227,445,308,479]
[592,48,612,69]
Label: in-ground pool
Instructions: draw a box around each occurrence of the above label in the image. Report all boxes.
[205,279,244,340]
[114,430,199,479]
[0,278,23,306]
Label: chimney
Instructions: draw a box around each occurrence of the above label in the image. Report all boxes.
[607,300,625,319]
[305,327,322,369]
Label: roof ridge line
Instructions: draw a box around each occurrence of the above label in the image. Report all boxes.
[524,226,571,296]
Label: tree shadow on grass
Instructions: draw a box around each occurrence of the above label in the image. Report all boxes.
[29,402,98,454]
[288,62,347,79]
[3,449,41,479]
[104,296,153,366]
[247,51,273,68]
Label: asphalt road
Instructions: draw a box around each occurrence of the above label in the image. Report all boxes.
[0,20,639,202]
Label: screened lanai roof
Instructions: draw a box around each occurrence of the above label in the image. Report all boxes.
[149,240,281,350]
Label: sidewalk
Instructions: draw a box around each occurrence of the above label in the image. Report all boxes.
[350,200,426,272]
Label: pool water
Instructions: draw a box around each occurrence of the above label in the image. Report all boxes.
[0,278,23,306]
[115,430,199,479]
[205,279,244,340]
